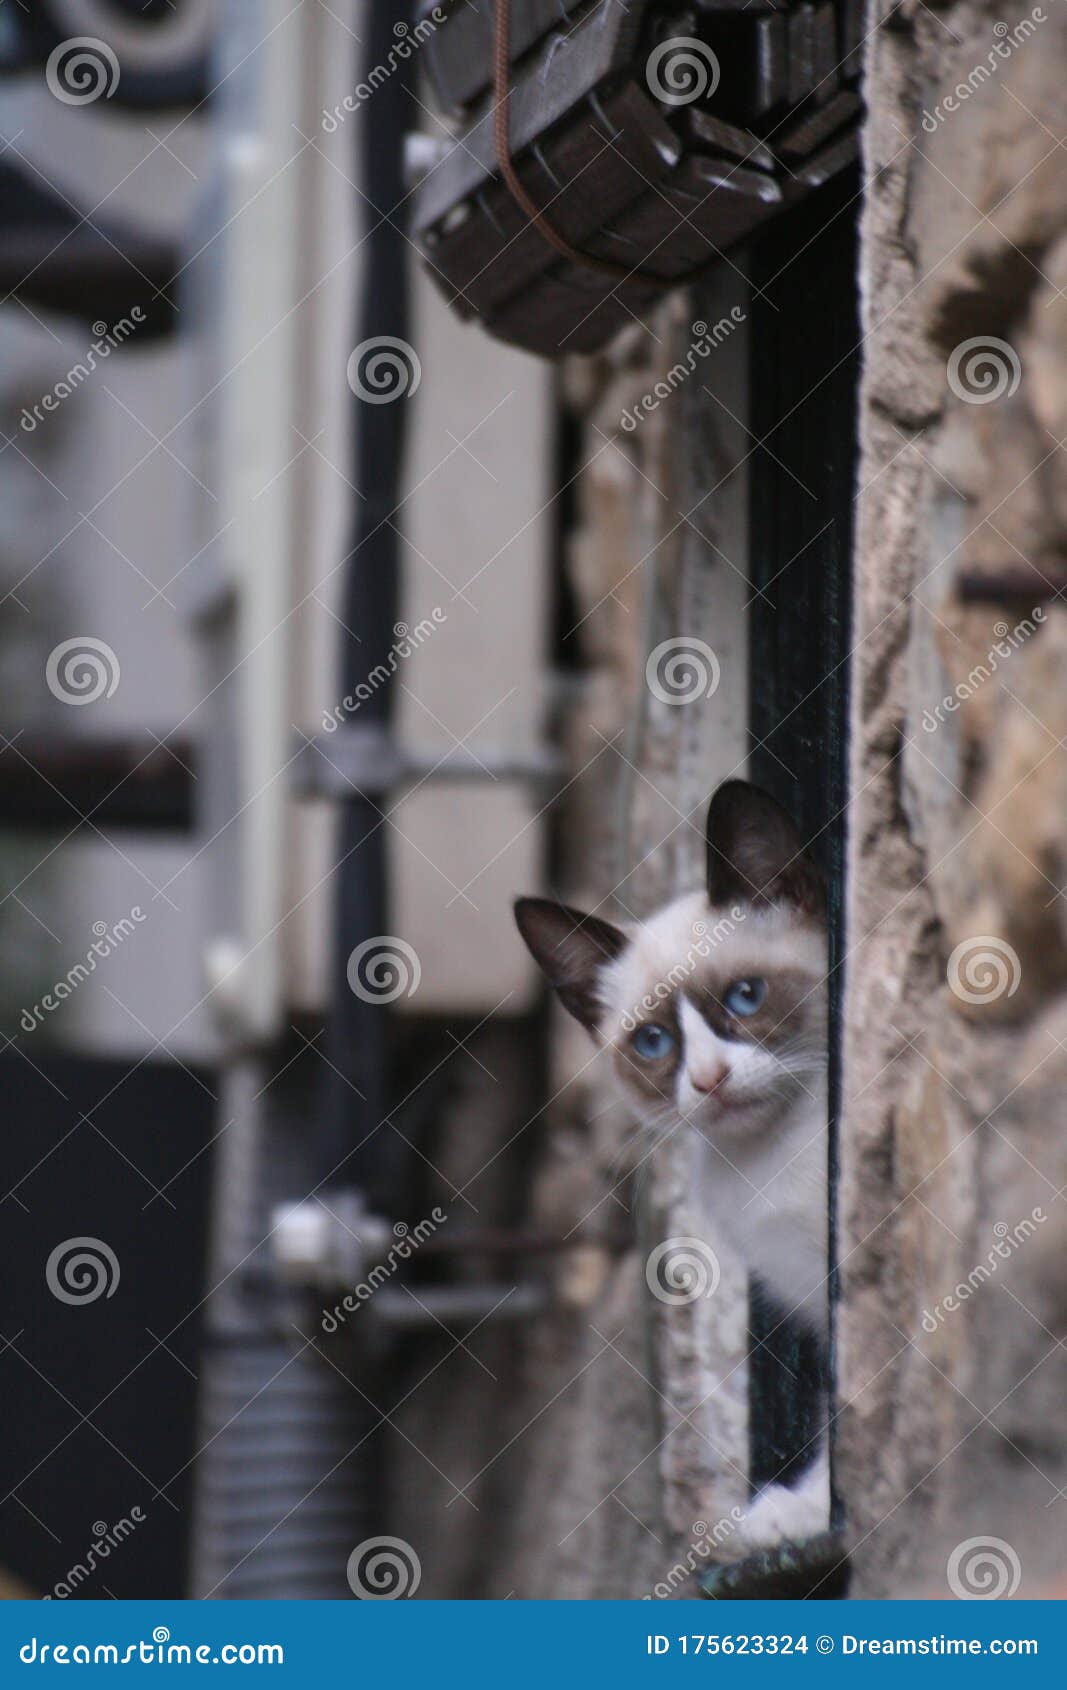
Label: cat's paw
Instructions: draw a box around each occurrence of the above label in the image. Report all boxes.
[736,1456,829,1549]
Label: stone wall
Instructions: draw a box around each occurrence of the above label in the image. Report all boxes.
[838,0,1067,1598]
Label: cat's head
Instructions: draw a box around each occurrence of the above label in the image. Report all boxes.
[514,781,827,1135]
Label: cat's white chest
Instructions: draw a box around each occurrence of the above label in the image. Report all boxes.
[696,1100,828,1335]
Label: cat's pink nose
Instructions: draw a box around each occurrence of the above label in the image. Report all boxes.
[691,1064,728,1095]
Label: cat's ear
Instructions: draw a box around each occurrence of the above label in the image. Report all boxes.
[705,781,825,918]
[514,897,627,1032]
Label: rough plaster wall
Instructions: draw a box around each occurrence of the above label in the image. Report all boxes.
[840,0,1067,1598]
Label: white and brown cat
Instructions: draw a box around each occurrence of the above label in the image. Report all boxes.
[514,779,829,1546]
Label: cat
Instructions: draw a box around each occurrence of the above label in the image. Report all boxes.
[514,779,829,1548]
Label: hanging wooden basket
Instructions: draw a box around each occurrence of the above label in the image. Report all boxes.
[413,0,864,356]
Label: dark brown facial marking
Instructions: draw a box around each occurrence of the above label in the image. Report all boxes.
[684,968,826,1049]
[611,1002,682,1107]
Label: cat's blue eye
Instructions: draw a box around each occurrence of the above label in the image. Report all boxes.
[631,1022,676,1060]
[723,978,767,1017]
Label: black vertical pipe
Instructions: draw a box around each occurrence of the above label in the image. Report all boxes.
[324,0,414,1196]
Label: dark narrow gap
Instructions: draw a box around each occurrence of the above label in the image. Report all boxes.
[745,166,860,1510]
[323,0,412,1187]
[0,1054,214,1597]
[551,389,585,678]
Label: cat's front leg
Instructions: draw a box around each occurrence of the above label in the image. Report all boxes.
[734,1447,829,1549]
